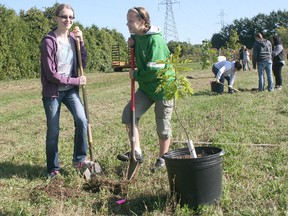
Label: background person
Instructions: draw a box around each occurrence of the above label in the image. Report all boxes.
[40,4,92,179]
[117,7,175,171]
[272,35,286,90]
[239,45,245,69]
[212,60,242,93]
[252,32,274,92]
[243,48,251,71]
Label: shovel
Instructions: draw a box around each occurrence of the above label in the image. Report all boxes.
[217,81,239,92]
[126,44,140,180]
[75,37,102,180]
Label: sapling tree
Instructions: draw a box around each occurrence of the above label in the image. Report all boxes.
[156,45,193,100]
[200,39,217,70]
[156,45,197,157]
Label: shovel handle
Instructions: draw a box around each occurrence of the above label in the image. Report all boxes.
[130,46,136,161]
[75,37,94,161]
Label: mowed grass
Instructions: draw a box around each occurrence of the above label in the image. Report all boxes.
[0,66,288,215]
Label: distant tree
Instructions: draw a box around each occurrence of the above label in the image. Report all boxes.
[0,5,29,80]
[275,26,288,48]
[167,41,180,54]
[97,28,116,71]
[211,33,226,50]
[226,29,241,50]
[83,25,100,71]
[200,40,217,70]
[167,41,198,60]
[20,7,52,78]
[211,10,288,50]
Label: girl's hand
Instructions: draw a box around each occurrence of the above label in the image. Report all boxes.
[128,37,135,47]
[129,69,134,79]
[79,75,86,85]
[73,26,83,41]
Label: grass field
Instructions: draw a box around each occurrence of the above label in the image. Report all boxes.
[0,65,288,215]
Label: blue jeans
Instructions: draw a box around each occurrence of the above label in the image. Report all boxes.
[42,88,88,173]
[257,61,274,91]
[212,66,232,93]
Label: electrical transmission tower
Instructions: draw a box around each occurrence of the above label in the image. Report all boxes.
[158,0,179,42]
[218,9,226,30]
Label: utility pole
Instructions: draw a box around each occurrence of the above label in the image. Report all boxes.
[158,0,179,42]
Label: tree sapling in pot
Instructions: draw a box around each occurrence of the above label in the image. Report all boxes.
[157,46,225,208]
[156,45,197,158]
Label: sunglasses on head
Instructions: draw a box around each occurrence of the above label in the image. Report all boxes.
[57,15,75,20]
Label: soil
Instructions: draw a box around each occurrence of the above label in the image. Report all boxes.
[83,175,129,196]
[30,176,131,202]
[175,153,204,159]
[30,179,81,201]
[174,151,210,159]
[30,176,129,202]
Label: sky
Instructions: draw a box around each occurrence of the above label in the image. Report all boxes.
[1,0,287,44]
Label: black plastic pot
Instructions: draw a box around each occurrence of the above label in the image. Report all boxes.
[210,81,223,93]
[163,146,225,208]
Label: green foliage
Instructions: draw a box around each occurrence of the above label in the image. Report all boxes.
[226,29,241,51]
[0,6,29,80]
[156,45,193,100]
[0,3,128,80]
[200,40,217,70]
[167,41,202,62]
[276,26,288,48]
[211,10,288,49]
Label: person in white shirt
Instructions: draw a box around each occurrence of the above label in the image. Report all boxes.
[212,60,242,93]
[243,48,251,71]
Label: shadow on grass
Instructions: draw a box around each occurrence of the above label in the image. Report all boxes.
[0,161,45,180]
[192,90,214,96]
[193,88,259,96]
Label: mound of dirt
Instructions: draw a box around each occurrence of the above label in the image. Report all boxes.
[83,176,129,196]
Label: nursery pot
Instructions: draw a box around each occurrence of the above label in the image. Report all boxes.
[210,81,223,93]
[163,146,225,208]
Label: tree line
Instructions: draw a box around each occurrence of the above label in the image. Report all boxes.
[0,3,128,80]
[1,3,287,80]
[211,10,288,50]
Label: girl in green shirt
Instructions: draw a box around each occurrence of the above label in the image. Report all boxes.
[117,7,175,171]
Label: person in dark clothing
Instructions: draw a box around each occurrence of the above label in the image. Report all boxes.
[252,32,274,92]
[272,35,286,90]
[239,45,245,70]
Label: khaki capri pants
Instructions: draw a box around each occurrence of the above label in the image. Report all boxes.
[122,90,173,140]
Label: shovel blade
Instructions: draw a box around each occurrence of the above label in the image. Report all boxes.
[91,162,102,174]
[126,160,140,180]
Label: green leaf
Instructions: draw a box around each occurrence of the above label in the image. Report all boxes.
[157,45,193,100]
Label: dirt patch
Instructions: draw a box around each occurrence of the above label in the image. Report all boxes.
[30,179,81,201]
[83,176,129,196]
